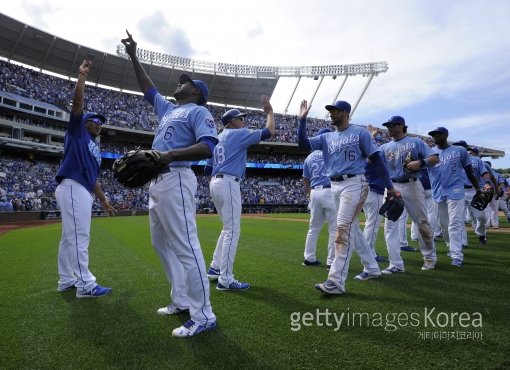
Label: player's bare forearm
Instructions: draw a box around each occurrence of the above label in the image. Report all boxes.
[121,30,155,94]
[71,60,91,115]
[93,181,117,216]
[161,142,212,163]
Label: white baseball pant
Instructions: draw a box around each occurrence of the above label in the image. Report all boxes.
[384,180,436,270]
[328,175,379,292]
[209,174,242,286]
[362,190,384,254]
[462,189,487,245]
[437,198,465,261]
[55,178,97,292]
[149,168,215,326]
[304,187,336,265]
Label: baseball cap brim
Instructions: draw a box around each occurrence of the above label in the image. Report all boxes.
[428,130,446,136]
[179,73,194,86]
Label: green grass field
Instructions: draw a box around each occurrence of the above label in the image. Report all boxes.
[1,214,509,369]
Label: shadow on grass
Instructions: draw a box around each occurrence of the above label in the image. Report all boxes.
[59,291,272,369]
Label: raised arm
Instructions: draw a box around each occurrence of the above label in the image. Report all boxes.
[71,59,91,116]
[297,100,312,151]
[121,30,156,94]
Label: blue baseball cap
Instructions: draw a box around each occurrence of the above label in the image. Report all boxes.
[325,100,351,114]
[382,116,406,126]
[316,128,332,136]
[453,140,468,148]
[83,112,106,125]
[180,73,208,105]
[221,109,246,125]
[467,146,479,155]
[428,127,449,136]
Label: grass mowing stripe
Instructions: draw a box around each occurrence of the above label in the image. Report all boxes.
[0,215,509,369]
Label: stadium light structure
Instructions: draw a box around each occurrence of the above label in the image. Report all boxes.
[116,45,388,116]
[117,45,388,78]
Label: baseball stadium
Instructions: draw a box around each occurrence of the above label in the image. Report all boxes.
[1,12,509,369]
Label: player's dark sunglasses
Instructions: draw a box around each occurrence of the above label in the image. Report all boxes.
[236,117,244,121]
[385,123,402,128]
[89,118,103,125]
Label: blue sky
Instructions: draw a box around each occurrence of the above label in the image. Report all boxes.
[3,0,510,168]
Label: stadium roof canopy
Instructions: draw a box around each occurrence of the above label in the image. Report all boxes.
[0,12,387,112]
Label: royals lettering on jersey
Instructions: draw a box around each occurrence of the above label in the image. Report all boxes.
[88,140,101,165]
[428,145,471,201]
[303,150,330,188]
[379,136,432,179]
[308,125,377,176]
[151,92,218,167]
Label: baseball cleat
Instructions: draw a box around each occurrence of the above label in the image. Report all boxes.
[157,304,190,316]
[381,266,404,274]
[314,280,344,295]
[172,319,217,338]
[216,280,250,291]
[302,259,322,266]
[76,284,112,298]
[207,267,220,281]
[478,234,487,245]
[354,272,381,281]
[451,258,464,267]
[421,260,436,271]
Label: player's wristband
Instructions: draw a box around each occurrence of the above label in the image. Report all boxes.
[420,159,427,168]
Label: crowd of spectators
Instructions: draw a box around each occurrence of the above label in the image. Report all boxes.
[0,59,395,145]
[0,155,308,213]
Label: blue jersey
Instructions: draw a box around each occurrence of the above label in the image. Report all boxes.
[364,160,385,195]
[303,150,331,188]
[210,128,269,178]
[419,167,432,190]
[55,113,102,192]
[379,136,433,180]
[308,125,378,176]
[428,145,471,201]
[151,92,217,167]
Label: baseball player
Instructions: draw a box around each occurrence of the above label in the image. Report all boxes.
[205,96,275,290]
[427,127,482,266]
[55,59,116,298]
[485,164,505,229]
[298,100,397,294]
[302,128,336,268]
[378,116,438,273]
[453,143,491,247]
[122,31,217,338]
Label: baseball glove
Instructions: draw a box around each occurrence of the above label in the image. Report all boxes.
[485,188,494,203]
[470,190,489,211]
[112,149,167,188]
[379,192,405,222]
